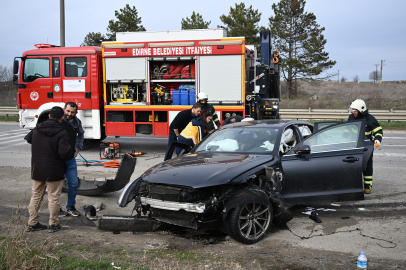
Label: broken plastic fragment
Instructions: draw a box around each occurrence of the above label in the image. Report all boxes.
[358,208,365,211]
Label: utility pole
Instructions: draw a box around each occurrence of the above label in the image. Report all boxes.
[380,60,385,84]
[374,64,379,83]
[60,0,65,47]
[337,70,340,83]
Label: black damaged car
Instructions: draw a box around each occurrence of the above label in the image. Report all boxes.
[118,119,373,244]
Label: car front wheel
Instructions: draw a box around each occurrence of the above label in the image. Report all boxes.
[225,202,272,244]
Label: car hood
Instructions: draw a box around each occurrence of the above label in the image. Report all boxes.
[141,153,274,188]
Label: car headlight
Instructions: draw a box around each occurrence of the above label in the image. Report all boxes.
[273,105,278,109]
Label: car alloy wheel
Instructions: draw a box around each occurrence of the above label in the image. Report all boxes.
[225,202,272,244]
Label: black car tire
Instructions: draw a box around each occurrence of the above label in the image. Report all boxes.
[225,201,272,244]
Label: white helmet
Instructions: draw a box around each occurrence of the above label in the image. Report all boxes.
[197,92,208,101]
[349,99,367,113]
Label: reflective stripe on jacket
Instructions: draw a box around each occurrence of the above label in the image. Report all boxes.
[180,122,203,145]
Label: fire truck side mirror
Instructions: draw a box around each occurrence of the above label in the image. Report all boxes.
[13,74,18,82]
[13,60,19,74]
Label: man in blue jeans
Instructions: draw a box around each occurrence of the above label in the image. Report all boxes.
[60,102,85,217]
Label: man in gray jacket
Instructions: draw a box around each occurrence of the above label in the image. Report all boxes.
[59,102,85,217]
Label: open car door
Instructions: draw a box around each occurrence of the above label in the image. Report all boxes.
[280,120,373,205]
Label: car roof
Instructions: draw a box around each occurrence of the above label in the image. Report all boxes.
[220,119,312,130]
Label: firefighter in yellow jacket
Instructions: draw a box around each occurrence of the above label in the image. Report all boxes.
[176,110,212,156]
[348,99,383,194]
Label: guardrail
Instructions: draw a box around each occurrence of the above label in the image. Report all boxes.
[0,106,18,120]
[1,107,406,121]
[280,108,406,121]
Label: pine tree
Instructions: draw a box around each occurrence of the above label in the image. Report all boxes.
[269,0,336,98]
[181,11,211,29]
[106,4,146,41]
[220,3,262,47]
[80,32,106,47]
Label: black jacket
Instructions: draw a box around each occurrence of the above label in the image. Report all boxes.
[348,109,383,142]
[200,102,220,127]
[223,115,244,126]
[26,119,72,181]
[169,109,197,133]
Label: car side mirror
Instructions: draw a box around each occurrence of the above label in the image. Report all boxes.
[295,144,311,155]
[13,60,19,74]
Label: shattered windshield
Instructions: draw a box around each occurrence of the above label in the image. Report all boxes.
[195,127,279,154]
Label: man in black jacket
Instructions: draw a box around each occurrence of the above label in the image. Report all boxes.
[26,106,72,233]
[166,103,202,159]
[348,99,383,194]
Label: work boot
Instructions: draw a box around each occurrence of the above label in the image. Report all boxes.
[49,224,61,233]
[66,206,81,217]
[364,184,372,194]
[26,222,47,232]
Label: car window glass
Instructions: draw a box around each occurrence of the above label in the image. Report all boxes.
[23,58,50,82]
[65,57,87,77]
[52,57,60,77]
[195,127,279,154]
[304,121,361,153]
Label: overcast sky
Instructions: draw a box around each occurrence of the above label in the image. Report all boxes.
[1,0,405,82]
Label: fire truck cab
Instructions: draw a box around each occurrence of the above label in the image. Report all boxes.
[14,44,104,139]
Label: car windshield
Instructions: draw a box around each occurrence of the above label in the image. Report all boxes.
[195,127,279,154]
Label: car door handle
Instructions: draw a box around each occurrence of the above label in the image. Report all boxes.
[343,157,359,162]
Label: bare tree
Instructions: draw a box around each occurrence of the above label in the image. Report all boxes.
[0,64,13,82]
[353,75,359,83]
[369,71,381,83]
[0,64,17,105]
[341,76,347,83]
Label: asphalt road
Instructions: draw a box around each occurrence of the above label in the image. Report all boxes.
[1,121,406,268]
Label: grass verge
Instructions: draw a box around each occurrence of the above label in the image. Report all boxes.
[1,239,315,270]
[0,115,18,122]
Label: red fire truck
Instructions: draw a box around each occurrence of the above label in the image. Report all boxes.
[13,29,280,139]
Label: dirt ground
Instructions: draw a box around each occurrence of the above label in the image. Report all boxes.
[1,166,406,269]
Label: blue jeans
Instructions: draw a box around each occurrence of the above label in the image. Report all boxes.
[165,130,177,160]
[65,157,78,210]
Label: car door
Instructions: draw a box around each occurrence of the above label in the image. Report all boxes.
[280,120,369,205]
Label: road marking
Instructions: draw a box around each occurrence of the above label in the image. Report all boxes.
[375,152,406,157]
[381,145,406,147]
[383,137,406,139]
[0,130,29,137]
[0,141,29,150]
[0,137,27,145]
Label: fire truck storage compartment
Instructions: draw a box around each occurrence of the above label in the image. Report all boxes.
[105,57,146,81]
[149,57,195,80]
[109,83,146,103]
[199,55,242,103]
[149,57,196,106]
[106,111,134,136]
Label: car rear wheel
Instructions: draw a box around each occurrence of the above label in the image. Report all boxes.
[225,202,272,244]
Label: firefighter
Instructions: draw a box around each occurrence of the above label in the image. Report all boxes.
[348,99,383,194]
[196,92,221,132]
